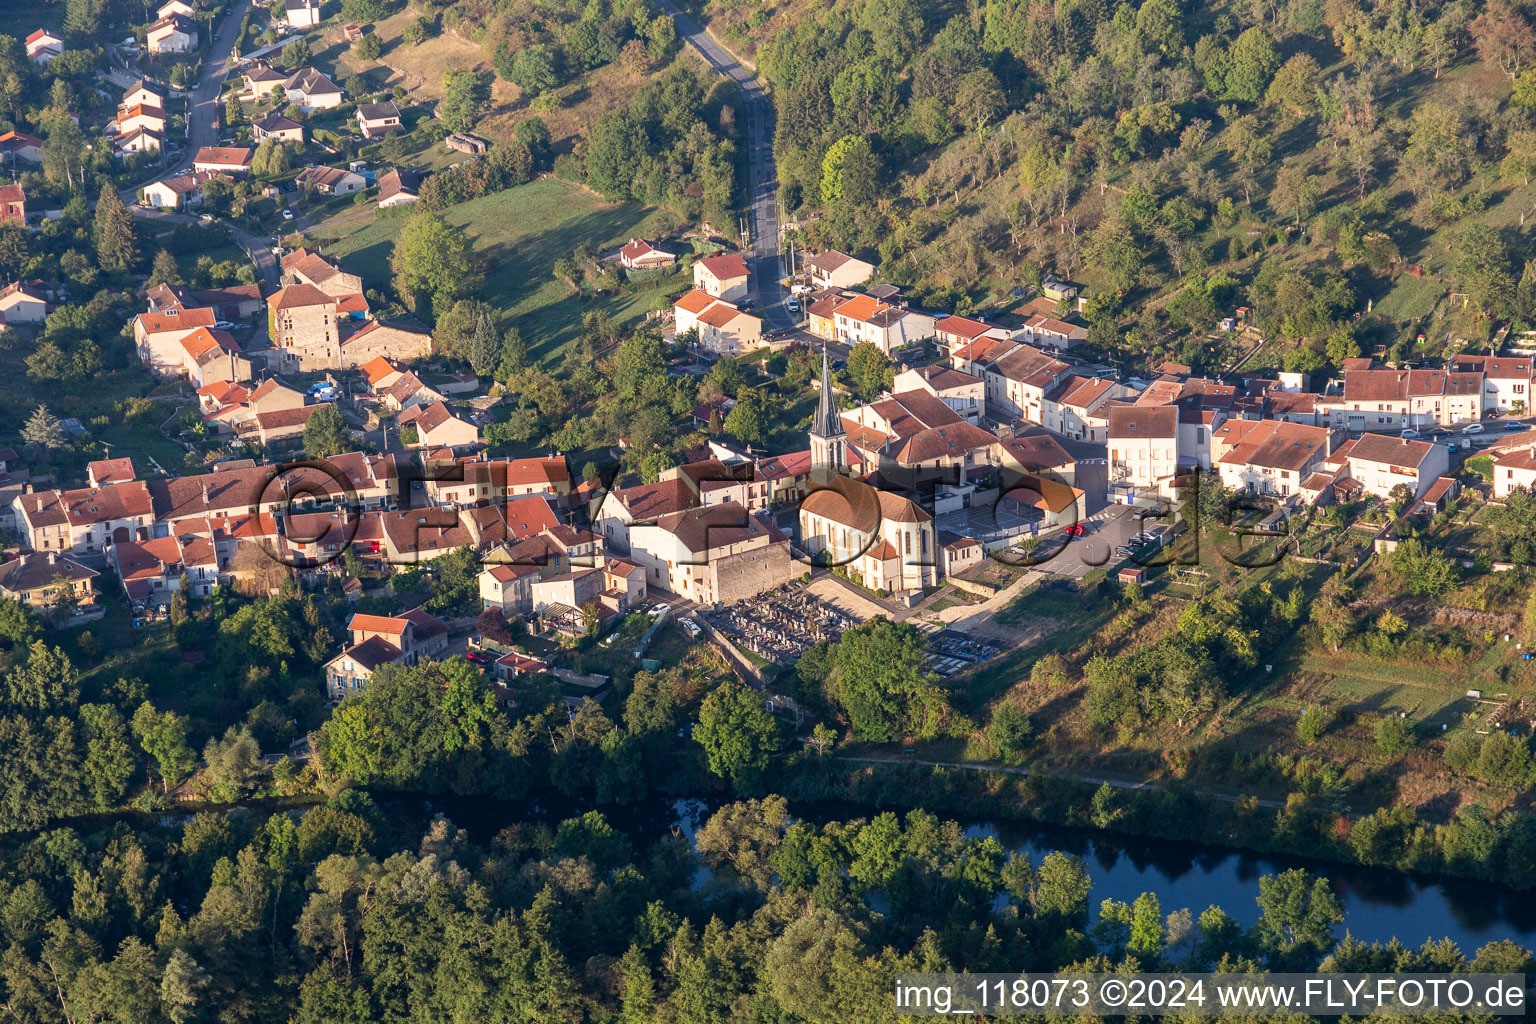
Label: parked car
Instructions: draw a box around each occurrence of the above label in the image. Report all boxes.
[1399,429,1420,439]
[1063,523,1087,536]
[1462,423,1485,434]
[1115,544,1137,557]
[1446,442,1459,453]
[648,603,669,617]
[1506,421,1531,432]
[214,320,234,329]
[786,297,800,313]
[464,651,488,665]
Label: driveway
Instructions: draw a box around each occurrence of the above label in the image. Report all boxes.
[656,0,796,332]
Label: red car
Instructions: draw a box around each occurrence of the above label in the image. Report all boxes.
[1064,523,1087,536]
[465,651,489,665]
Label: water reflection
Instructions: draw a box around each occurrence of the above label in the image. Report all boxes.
[383,793,1536,953]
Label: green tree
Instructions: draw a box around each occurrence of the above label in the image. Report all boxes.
[845,342,893,399]
[302,403,353,459]
[1254,869,1344,967]
[353,32,381,60]
[79,704,134,809]
[131,702,195,793]
[21,404,65,450]
[390,212,475,316]
[1296,705,1330,745]
[202,727,263,801]
[441,69,491,132]
[1374,715,1414,756]
[1391,538,1459,596]
[826,619,949,742]
[1224,27,1281,102]
[988,701,1032,764]
[149,249,181,287]
[1266,53,1321,114]
[723,390,765,444]
[694,680,780,789]
[94,184,138,273]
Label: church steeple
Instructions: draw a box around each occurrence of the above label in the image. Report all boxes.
[809,346,846,479]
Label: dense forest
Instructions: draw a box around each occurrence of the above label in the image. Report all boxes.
[0,792,1530,1024]
[739,0,1536,370]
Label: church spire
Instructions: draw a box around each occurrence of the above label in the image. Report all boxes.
[809,345,846,478]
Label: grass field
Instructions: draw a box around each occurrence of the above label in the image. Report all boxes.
[306,178,681,365]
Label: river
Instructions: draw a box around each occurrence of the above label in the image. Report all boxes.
[381,792,1536,955]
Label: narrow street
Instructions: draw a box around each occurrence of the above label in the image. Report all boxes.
[656,0,796,331]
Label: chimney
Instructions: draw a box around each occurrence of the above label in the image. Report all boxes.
[47,551,56,565]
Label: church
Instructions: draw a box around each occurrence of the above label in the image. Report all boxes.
[798,350,941,597]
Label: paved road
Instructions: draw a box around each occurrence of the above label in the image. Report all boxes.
[656,0,796,331]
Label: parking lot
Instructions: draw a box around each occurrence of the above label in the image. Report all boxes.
[1025,504,1164,578]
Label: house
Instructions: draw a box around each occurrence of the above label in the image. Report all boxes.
[117,103,167,136]
[146,14,198,53]
[840,390,998,489]
[0,280,48,324]
[14,481,158,558]
[445,132,489,154]
[1318,368,1485,431]
[1324,433,1450,500]
[756,450,814,506]
[252,112,305,143]
[1493,445,1536,499]
[672,290,761,355]
[932,314,997,357]
[267,284,339,372]
[693,252,749,302]
[355,101,403,139]
[893,365,986,424]
[114,533,220,607]
[799,475,939,594]
[122,79,165,108]
[88,458,136,487]
[135,306,218,372]
[805,249,875,290]
[284,68,343,111]
[241,64,288,100]
[1021,315,1088,350]
[177,327,252,387]
[379,371,443,411]
[339,319,432,367]
[297,164,366,196]
[0,550,98,616]
[253,404,322,446]
[1449,354,1534,415]
[1041,375,1125,442]
[376,168,420,208]
[0,184,26,222]
[1108,405,1182,503]
[830,293,934,355]
[193,146,253,176]
[323,610,450,696]
[284,0,323,27]
[805,290,851,340]
[141,172,217,209]
[360,356,404,392]
[148,281,262,321]
[626,501,791,606]
[281,249,366,305]
[479,561,541,613]
[1212,419,1334,498]
[619,238,676,270]
[531,567,605,615]
[25,30,62,63]
[113,128,165,157]
[398,401,479,449]
[593,477,699,555]
[157,0,195,17]
[0,131,44,164]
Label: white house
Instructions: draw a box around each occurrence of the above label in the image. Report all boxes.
[284,68,343,111]
[1326,432,1450,500]
[25,30,63,63]
[1493,445,1536,499]
[284,0,323,27]
[830,294,934,355]
[297,164,366,195]
[0,280,48,324]
[804,249,875,290]
[1108,405,1182,503]
[693,252,749,302]
[146,14,198,53]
